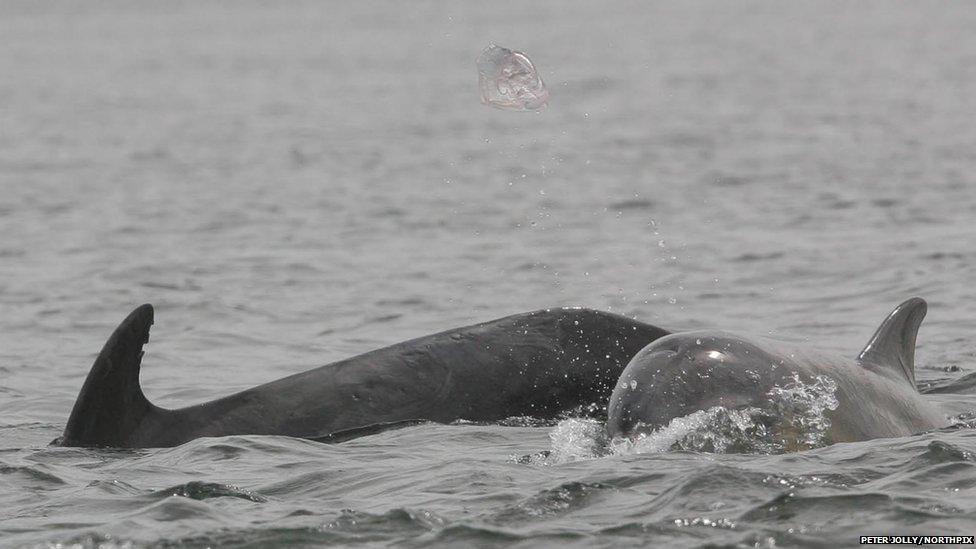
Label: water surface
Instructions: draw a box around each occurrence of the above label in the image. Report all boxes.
[2,1,976,547]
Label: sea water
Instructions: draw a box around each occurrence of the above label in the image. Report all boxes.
[2,1,976,547]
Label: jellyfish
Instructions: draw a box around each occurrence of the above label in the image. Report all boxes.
[476,44,549,111]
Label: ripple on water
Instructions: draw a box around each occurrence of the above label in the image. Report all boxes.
[739,492,895,525]
[86,479,143,496]
[916,440,976,464]
[152,481,267,503]
[150,435,333,467]
[123,508,451,547]
[324,508,446,536]
[258,470,343,498]
[133,495,232,522]
[490,481,610,523]
[0,463,66,489]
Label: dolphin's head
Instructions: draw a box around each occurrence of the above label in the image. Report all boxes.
[606,331,788,439]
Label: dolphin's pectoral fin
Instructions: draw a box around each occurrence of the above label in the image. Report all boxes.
[59,304,157,447]
[856,297,927,387]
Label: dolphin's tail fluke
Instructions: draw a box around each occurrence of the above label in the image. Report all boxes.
[59,304,157,447]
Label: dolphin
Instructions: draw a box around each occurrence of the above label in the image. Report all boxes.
[606,298,950,446]
[58,304,670,447]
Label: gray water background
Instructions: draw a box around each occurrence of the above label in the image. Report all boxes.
[2,1,976,547]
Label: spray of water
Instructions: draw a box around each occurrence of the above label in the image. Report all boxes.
[541,374,841,464]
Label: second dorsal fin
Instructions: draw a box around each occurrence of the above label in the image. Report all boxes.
[856,297,927,386]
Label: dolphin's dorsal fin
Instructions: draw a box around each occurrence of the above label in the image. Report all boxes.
[60,304,157,447]
[856,298,927,386]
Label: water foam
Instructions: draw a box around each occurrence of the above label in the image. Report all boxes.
[544,374,841,461]
[547,418,609,463]
[614,406,767,455]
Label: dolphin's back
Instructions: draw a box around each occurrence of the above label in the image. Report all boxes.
[59,305,670,448]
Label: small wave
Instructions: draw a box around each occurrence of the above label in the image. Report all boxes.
[26,533,139,549]
[760,472,859,490]
[491,481,609,522]
[916,440,976,463]
[87,479,143,496]
[323,508,446,537]
[948,410,976,429]
[424,524,532,544]
[0,463,66,488]
[461,408,606,431]
[741,492,893,524]
[152,480,267,502]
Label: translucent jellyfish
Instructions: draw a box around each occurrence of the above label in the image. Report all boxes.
[476,44,549,111]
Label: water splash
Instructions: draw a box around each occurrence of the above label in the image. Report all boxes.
[948,410,976,430]
[764,373,839,450]
[548,419,609,463]
[544,374,841,461]
[614,406,768,455]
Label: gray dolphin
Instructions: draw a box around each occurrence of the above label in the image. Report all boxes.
[607,298,949,446]
[59,304,669,447]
